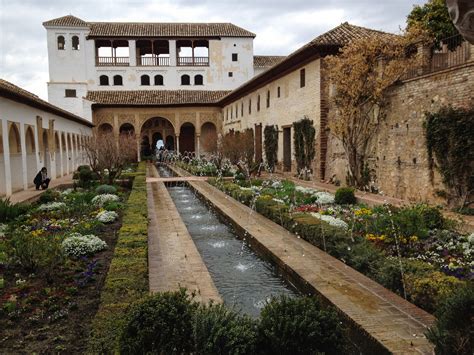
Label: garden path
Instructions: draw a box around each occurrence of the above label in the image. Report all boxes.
[170,164,436,354]
[6,174,74,204]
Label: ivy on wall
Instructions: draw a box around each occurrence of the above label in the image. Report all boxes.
[293,117,316,178]
[264,125,278,172]
[425,105,474,207]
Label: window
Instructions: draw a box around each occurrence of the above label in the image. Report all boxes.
[241,102,244,116]
[266,90,270,108]
[181,74,190,85]
[194,74,203,85]
[57,36,65,50]
[72,36,79,50]
[257,95,260,111]
[141,75,150,86]
[300,68,306,88]
[231,107,233,119]
[99,75,109,86]
[228,72,233,77]
[249,99,252,115]
[232,53,238,61]
[65,89,76,97]
[113,75,123,86]
[235,104,238,118]
[277,86,281,98]
[154,75,164,85]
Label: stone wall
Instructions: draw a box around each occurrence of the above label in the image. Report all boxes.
[325,62,474,203]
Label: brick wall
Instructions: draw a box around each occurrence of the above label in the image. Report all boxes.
[325,62,474,203]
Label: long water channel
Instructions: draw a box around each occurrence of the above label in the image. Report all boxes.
[158,165,298,317]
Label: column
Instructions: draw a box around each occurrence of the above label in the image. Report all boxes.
[65,133,70,174]
[58,131,64,177]
[2,120,12,197]
[169,40,177,66]
[19,123,28,190]
[135,113,141,162]
[129,39,137,66]
[176,134,180,153]
[196,134,200,157]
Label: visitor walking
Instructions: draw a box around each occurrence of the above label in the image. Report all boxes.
[34,167,51,190]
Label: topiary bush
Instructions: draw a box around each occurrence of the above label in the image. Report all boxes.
[426,283,474,355]
[258,296,346,354]
[334,187,356,205]
[194,304,258,355]
[38,189,61,203]
[96,184,117,195]
[119,289,197,354]
[0,199,30,223]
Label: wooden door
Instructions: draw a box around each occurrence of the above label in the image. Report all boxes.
[283,127,291,171]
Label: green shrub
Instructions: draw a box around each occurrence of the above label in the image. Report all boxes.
[416,204,445,229]
[194,304,258,355]
[96,184,117,195]
[38,189,60,203]
[0,199,30,223]
[426,283,474,355]
[405,271,464,313]
[258,296,345,354]
[104,201,122,211]
[334,187,356,205]
[74,165,98,188]
[119,289,197,354]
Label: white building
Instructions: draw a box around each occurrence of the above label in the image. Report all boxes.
[43,15,282,120]
[0,79,93,197]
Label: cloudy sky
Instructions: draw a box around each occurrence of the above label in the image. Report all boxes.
[0,0,425,100]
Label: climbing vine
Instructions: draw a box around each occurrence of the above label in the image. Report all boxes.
[293,117,316,178]
[425,105,474,207]
[264,125,278,172]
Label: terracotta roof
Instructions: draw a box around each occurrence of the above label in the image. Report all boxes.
[87,22,255,38]
[86,90,231,106]
[220,22,394,105]
[0,79,93,127]
[254,55,286,68]
[43,15,89,27]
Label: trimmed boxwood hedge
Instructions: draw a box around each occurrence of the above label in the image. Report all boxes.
[87,162,148,353]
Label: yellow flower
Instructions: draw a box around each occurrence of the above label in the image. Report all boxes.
[409,235,418,242]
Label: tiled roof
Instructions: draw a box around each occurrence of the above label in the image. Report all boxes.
[43,15,255,38]
[254,55,286,68]
[0,79,93,127]
[87,22,255,38]
[220,23,394,105]
[86,90,231,106]
[43,15,89,27]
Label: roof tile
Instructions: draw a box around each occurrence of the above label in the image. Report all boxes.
[43,15,88,27]
[254,55,286,68]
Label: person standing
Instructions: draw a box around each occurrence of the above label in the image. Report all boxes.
[34,167,50,190]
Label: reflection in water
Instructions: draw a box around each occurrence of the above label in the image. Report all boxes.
[167,183,297,317]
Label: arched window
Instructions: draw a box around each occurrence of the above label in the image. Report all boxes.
[57,36,65,50]
[194,74,203,85]
[141,75,150,86]
[113,75,123,86]
[181,74,190,86]
[154,75,164,86]
[72,36,80,50]
[99,75,109,86]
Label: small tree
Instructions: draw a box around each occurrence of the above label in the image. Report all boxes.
[221,129,255,179]
[293,117,316,179]
[326,27,430,188]
[82,132,137,184]
[264,125,278,172]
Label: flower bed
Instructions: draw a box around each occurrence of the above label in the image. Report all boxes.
[209,177,473,313]
[0,169,133,353]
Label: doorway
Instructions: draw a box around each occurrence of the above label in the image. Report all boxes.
[255,124,262,163]
[283,126,291,172]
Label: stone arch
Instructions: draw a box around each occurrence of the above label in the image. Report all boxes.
[120,122,135,136]
[140,117,175,157]
[139,116,175,134]
[98,123,113,135]
[152,132,163,150]
[25,126,35,154]
[179,122,195,154]
[8,123,22,192]
[165,135,175,150]
[200,122,217,153]
[42,130,50,172]
[25,126,36,185]
[8,123,21,154]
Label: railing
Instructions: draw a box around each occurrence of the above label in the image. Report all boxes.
[138,56,170,66]
[404,34,471,80]
[177,56,209,66]
[96,56,130,66]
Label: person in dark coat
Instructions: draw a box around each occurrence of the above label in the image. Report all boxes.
[34,167,50,190]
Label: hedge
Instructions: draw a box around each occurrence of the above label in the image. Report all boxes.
[87,162,149,353]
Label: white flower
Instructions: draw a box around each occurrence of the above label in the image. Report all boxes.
[314,192,335,204]
[61,188,74,196]
[91,194,119,206]
[273,198,285,204]
[239,187,252,191]
[62,233,107,257]
[468,233,474,245]
[295,186,318,195]
[38,202,66,211]
[96,210,118,223]
[0,224,7,237]
[271,181,282,188]
[310,212,348,230]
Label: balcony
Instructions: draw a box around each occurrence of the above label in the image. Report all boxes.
[138,56,170,66]
[96,56,130,66]
[177,56,209,66]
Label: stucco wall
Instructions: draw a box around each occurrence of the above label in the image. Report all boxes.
[325,62,474,203]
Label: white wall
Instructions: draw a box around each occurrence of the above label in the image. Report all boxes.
[0,97,92,197]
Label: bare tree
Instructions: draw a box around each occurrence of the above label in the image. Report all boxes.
[82,132,137,184]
